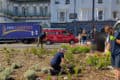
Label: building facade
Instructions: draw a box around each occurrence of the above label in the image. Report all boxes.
[0,0,120,25]
[0,0,50,27]
[51,0,120,23]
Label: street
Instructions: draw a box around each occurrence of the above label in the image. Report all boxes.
[0,43,63,49]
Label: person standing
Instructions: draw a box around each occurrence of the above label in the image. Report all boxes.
[106,27,120,80]
[81,30,87,45]
[37,32,46,48]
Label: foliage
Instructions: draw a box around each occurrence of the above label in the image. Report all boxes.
[61,44,90,54]
[70,46,90,54]
[30,64,41,72]
[24,69,36,80]
[11,63,22,69]
[46,74,52,80]
[86,53,111,69]
[49,49,58,56]
[65,50,74,62]
[2,47,14,65]
[23,47,48,58]
[0,67,13,80]
[61,44,71,50]
[0,67,5,72]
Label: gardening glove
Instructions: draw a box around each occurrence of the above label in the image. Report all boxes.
[110,35,116,41]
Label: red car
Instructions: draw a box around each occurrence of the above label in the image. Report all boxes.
[43,29,78,45]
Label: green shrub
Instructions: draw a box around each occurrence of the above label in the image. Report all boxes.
[30,64,40,71]
[37,48,47,57]
[23,47,49,58]
[49,49,58,56]
[69,46,90,54]
[0,67,13,80]
[24,69,36,80]
[86,54,99,66]
[86,53,111,69]
[0,67,5,72]
[65,50,74,62]
[46,74,52,80]
[11,63,22,69]
[61,44,71,50]
[2,48,13,65]
[29,47,38,55]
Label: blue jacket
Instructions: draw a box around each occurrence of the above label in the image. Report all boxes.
[111,31,120,55]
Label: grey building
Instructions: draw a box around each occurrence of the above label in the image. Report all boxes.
[0,0,50,27]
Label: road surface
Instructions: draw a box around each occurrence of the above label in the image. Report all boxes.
[0,43,63,49]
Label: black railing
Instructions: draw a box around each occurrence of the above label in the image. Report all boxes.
[0,9,50,19]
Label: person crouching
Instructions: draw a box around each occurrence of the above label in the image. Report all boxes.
[50,48,66,75]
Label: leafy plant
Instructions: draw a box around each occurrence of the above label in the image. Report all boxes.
[0,66,5,72]
[61,44,71,50]
[24,69,36,80]
[37,48,47,58]
[0,67,13,80]
[86,53,111,69]
[46,74,52,80]
[2,47,13,65]
[30,64,40,71]
[65,50,74,62]
[11,63,22,69]
[49,49,58,56]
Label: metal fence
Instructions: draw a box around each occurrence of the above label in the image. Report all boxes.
[51,21,116,36]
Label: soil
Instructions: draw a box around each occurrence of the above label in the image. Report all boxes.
[0,48,115,80]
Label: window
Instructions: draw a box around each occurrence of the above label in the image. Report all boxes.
[59,12,65,22]
[33,6,37,15]
[13,6,18,15]
[22,7,26,16]
[22,7,28,16]
[98,10,103,20]
[113,11,117,19]
[55,0,60,4]
[0,1,2,12]
[63,31,69,35]
[65,0,70,4]
[98,0,103,4]
[116,0,120,4]
[40,7,43,16]
[44,6,48,16]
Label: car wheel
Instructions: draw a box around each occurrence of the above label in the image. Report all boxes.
[69,40,75,44]
[46,40,51,45]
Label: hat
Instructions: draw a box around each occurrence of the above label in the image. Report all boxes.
[59,48,67,52]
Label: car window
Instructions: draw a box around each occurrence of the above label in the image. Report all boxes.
[62,31,70,35]
[115,23,120,31]
[47,32,56,35]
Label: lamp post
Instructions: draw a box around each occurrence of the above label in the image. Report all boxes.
[92,0,95,39]
[92,0,95,23]
[73,0,77,36]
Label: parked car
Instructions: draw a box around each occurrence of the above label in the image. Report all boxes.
[43,29,78,45]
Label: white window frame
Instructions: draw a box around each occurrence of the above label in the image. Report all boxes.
[33,6,37,16]
[57,10,67,23]
[13,6,19,16]
[97,10,104,21]
[59,12,65,22]
[98,0,103,4]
